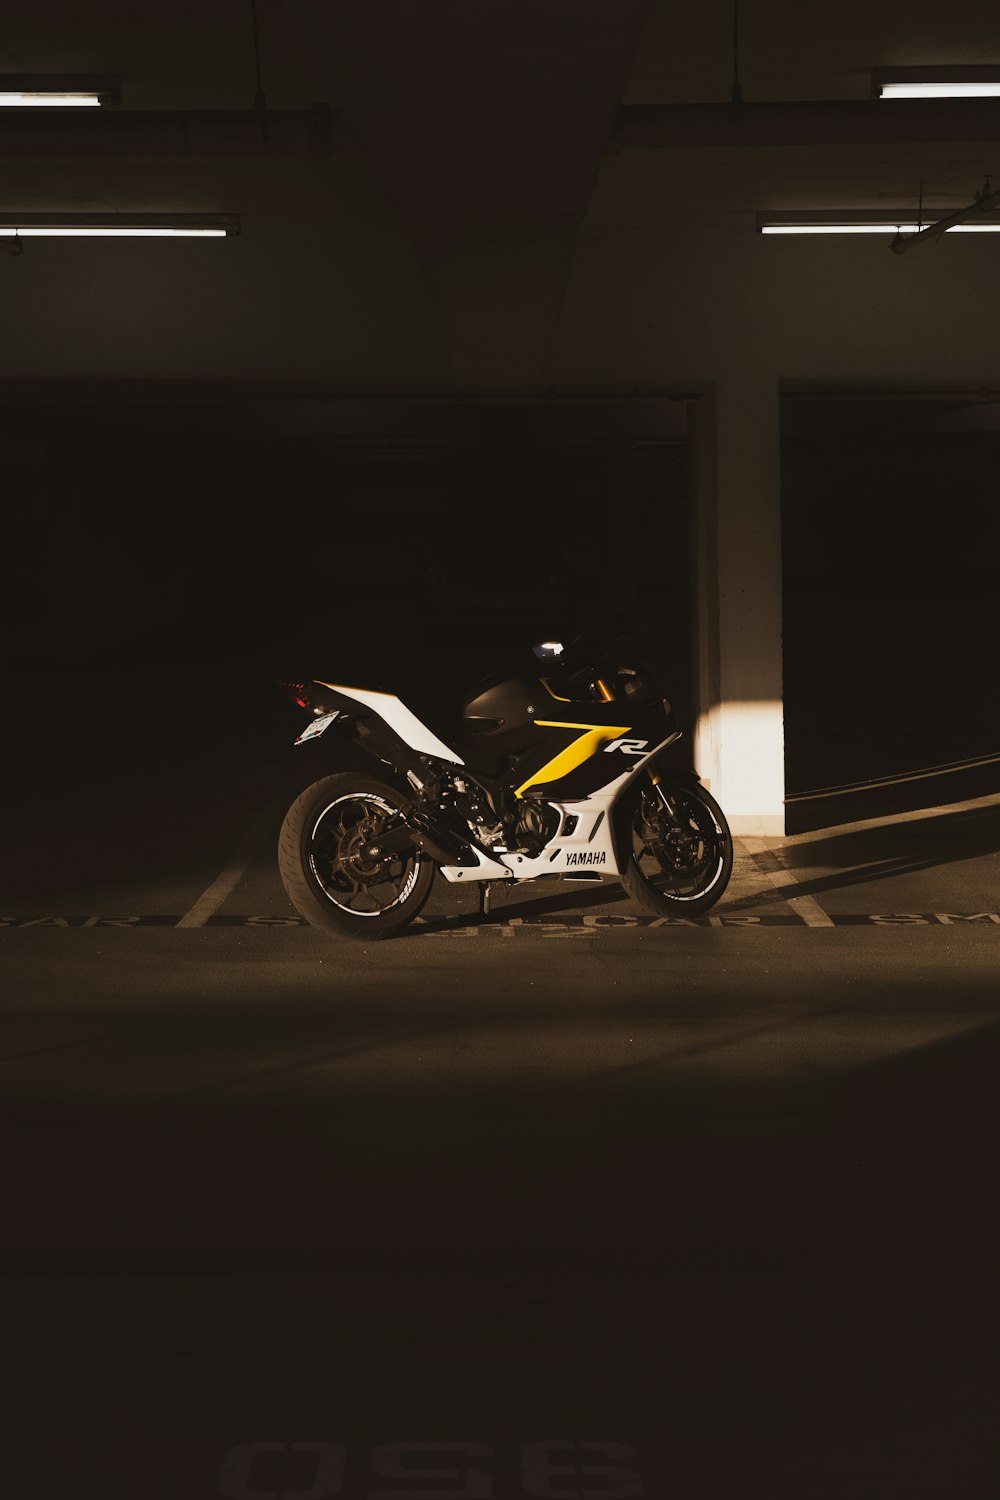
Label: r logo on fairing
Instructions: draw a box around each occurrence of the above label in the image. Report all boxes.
[566,851,607,866]
[604,736,649,755]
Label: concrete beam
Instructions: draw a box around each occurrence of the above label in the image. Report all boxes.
[0,104,355,156]
[615,98,1000,150]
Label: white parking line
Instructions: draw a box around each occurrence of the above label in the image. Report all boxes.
[176,804,280,928]
[738,837,835,928]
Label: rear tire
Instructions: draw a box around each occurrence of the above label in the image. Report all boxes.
[620,778,733,917]
[278,772,434,940]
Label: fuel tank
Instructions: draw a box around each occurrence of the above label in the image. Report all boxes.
[460,669,541,755]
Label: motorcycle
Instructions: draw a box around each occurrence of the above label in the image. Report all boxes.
[276,627,733,938]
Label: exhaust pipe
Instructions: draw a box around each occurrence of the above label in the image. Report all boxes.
[405,812,482,868]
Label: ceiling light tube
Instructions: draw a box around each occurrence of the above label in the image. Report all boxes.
[760,224,1000,235]
[872,65,1000,99]
[758,212,1000,236]
[13,227,225,236]
[879,82,1000,98]
[0,214,240,238]
[762,223,922,234]
[0,93,102,107]
[0,74,121,107]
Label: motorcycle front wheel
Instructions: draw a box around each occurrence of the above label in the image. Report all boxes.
[278,772,435,940]
[620,778,733,917]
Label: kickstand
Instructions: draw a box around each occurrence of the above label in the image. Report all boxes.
[479,882,493,918]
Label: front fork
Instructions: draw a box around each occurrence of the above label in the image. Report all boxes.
[646,766,680,822]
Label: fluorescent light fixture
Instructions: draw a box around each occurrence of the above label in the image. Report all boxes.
[11,227,226,237]
[758,212,1000,236]
[0,92,102,106]
[761,222,1000,234]
[0,214,239,239]
[872,65,1000,99]
[880,82,1000,98]
[0,74,121,107]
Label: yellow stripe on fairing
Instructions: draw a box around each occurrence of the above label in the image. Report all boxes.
[515,721,631,798]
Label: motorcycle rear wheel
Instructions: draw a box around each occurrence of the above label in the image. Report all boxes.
[278,772,435,940]
[621,778,733,917]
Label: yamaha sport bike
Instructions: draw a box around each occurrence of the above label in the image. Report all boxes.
[277,628,733,938]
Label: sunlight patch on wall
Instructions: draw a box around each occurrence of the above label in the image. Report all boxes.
[695,698,785,836]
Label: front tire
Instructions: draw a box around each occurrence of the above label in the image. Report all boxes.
[278,772,434,940]
[620,778,733,917]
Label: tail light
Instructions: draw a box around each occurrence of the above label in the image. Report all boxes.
[279,680,312,709]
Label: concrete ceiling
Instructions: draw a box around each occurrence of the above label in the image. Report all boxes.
[5,0,1000,108]
[2,0,1000,378]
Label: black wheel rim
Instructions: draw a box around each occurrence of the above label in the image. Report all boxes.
[308,792,421,917]
[631,786,727,903]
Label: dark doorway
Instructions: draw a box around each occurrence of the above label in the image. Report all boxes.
[2,393,693,789]
[781,393,1000,825]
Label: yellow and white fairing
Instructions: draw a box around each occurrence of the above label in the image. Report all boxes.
[439,795,622,884]
[513,720,631,798]
[439,733,680,884]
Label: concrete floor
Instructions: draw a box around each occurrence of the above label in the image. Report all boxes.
[2,741,999,1499]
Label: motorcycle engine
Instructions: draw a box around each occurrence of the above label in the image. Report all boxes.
[449,777,559,856]
[448,779,508,849]
[514,800,560,856]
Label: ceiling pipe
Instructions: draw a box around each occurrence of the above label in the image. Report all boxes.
[0,103,356,156]
[892,180,1000,252]
[612,98,1000,150]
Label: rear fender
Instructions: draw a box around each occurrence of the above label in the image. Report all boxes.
[285,681,431,781]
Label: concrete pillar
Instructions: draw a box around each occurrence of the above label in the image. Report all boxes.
[691,372,785,835]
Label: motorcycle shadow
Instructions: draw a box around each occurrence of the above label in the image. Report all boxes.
[415,878,633,933]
